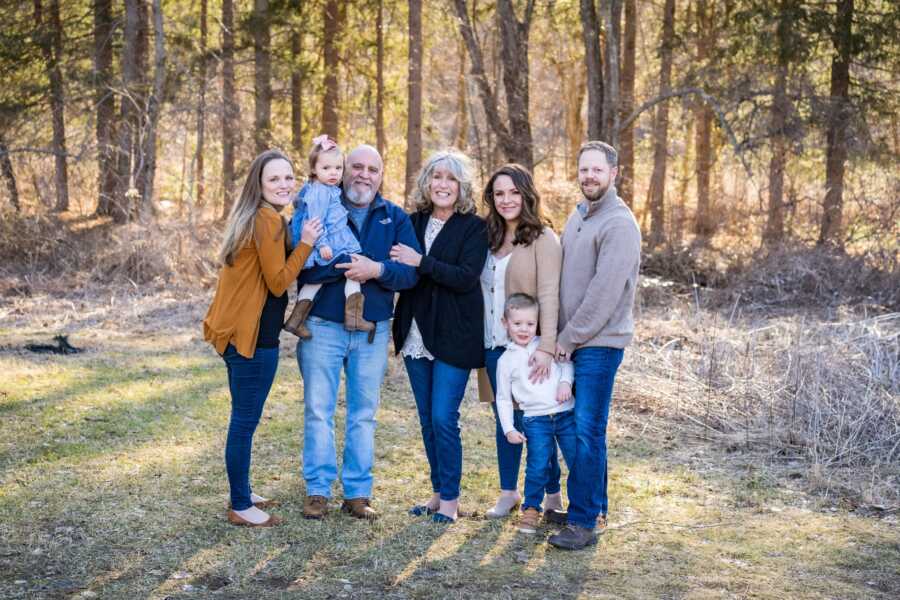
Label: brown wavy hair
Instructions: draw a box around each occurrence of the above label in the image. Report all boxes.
[483,163,546,252]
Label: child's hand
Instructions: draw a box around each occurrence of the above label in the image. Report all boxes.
[556,382,572,404]
[505,430,526,445]
[320,244,333,261]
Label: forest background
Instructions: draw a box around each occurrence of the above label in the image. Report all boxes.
[0,1,899,598]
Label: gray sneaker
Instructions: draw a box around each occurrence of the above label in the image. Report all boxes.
[548,524,597,550]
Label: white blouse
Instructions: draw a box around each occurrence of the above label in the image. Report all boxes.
[481,251,511,349]
[400,216,447,360]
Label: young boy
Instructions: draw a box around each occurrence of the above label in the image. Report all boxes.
[495,293,576,534]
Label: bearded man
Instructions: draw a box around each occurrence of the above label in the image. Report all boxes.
[295,144,420,521]
[548,141,642,550]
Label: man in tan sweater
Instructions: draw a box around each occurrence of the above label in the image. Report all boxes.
[548,141,641,550]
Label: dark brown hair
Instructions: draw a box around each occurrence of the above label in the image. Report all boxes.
[482,163,545,252]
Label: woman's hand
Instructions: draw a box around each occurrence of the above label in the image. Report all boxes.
[389,243,423,267]
[320,244,333,261]
[300,217,324,246]
[528,349,553,384]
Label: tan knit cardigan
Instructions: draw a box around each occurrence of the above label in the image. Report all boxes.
[477,226,562,402]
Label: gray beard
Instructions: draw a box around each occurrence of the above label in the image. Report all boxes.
[345,185,375,207]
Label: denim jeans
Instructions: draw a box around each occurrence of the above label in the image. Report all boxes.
[223,344,280,511]
[297,315,390,499]
[521,409,577,512]
[403,356,471,501]
[566,346,624,530]
[485,346,561,494]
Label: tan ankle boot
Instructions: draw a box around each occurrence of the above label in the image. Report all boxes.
[284,299,313,339]
[344,292,374,333]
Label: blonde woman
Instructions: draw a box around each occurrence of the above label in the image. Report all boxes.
[390,150,488,523]
[203,149,322,527]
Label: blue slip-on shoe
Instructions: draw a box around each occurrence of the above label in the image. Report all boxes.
[431,512,456,524]
[408,504,437,517]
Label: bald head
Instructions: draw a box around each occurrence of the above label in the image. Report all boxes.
[344,144,384,207]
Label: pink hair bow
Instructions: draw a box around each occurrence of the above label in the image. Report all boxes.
[313,134,336,151]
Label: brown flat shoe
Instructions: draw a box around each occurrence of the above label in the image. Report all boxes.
[227,509,281,527]
[341,497,378,521]
[303,495,329,520]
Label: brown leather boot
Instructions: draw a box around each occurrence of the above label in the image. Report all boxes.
[344,292,374,333]
[284,299,313,339]
[302,495,329,520]
[341,497,378,520]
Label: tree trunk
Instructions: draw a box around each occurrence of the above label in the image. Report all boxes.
[765,37,790,245]
[195,0,207,207]
[453,37,468,149]
[131,0,151,215]
[221,0,237,220]
[647,0,676,248]
[580,0,603,140]
[453,0,534,170]
[405,0,423,203]
[137,0,165,219]
[619,0,636,205]
[0,137,20,212]
[602,0,622,146]
[253,0,271,154]
[291,0,304,156]
[94,0,117,217]
[496,0,535,170]
[693,0,715,237]
[375,0,386,157]
[818,0,853,246]
[34,0,69,212]
[321,0,342,138]
[115,0,141,223]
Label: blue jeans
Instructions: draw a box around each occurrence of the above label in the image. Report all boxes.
[223,344,280,511]
[297,316,390,499]
[521,409,577,512]
[485,346,561,494]
[567,346,624,530]
[403,357,471,501]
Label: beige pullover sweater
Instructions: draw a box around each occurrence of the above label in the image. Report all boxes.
[557,186,641,353]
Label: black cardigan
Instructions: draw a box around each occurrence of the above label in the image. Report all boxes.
[393,211,488,370]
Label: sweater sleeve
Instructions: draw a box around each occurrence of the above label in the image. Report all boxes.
[255,209,313,296]
[495,355,517,435]
[557,222,641,353]
[418,217,488,292]
[534,229,562,355]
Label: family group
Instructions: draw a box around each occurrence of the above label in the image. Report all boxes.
[202,137,641,551]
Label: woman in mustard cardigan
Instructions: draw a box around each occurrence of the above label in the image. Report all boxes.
[204,149,322,527]
[479,164,564,520]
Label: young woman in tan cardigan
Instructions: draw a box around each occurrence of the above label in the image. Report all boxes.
[479,164,564,519]
[204,149,322,527]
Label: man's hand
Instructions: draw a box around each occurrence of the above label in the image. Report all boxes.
[528,349,553,384]
[505,430,526,445]
[389,243,423,267]
[320,244,333,261]
[555,343,570,363]
[336,254,383,282]
[556,381,573,404]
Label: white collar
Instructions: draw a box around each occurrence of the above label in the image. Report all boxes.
[505,336,540,353]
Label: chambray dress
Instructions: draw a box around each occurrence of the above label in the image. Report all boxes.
[290,181,362,267]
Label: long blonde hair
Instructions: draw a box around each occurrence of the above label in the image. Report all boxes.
[219,149,293,266]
